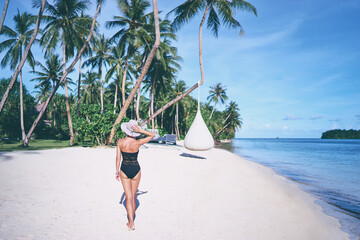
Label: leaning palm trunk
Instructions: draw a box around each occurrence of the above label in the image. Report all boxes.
[0,0,45,113]
[19,70,25,140]
[23,0,102,147]
[140,4,210,127]
[0,0,9,32]
[215,122,231,140]
[106,0,161,145]
[209,104,216,120]
[63,34,75,145]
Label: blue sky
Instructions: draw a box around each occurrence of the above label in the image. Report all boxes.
[1,0,359,138]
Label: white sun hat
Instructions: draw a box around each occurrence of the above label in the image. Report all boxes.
[121,120,141,137]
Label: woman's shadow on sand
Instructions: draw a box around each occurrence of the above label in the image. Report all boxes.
[119,190,147,220]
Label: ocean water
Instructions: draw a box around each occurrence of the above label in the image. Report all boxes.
[219,138,360,239]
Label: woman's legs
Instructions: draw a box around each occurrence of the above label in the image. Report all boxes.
[130,171,141,213]
[120,170,141,230]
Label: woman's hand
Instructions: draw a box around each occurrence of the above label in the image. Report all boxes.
[116,172,121,181]
[132,124,141,133]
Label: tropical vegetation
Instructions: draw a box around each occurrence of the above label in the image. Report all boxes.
[0,0,251,148]
[321,129,360,139]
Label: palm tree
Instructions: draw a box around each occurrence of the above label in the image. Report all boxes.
[207,83,228,120]
[143,39,181,128]
[39,0,91,145]
[106,0,152,108]
[105,43,126,113]
[141,0,257,126]
[23,0,103,147]
[215,101,242,139]
[83,34,112,113]
[172,80,186,138]
[0,0,10,32]
[80,71,100,105]
[75,12,93,115]
[0,10,36,140]
[107,0,161,144]
[0,0,45,114]
[30,54,66,127]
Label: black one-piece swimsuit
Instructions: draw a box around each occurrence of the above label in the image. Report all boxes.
[120,151,140,179]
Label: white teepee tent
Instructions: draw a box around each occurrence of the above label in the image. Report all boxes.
[184,86,214,151]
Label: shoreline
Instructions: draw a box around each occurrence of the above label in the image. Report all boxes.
[0,144,350,239]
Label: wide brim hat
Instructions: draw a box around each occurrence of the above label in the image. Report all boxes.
[121,119,141,137]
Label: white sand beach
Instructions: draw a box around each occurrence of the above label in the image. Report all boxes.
[0,143,349,240]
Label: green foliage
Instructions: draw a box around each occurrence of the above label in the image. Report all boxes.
[0,78,36,140]
[321,129,360,139]
[73,104,130,145]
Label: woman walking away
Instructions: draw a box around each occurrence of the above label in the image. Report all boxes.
[115,120,155,231]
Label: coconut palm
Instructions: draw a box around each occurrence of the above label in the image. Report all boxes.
[39,0,91,145]
[107,0,161,144]
[207,83,228,120]
[82,34,112,113]
[141,0,257,126]
[0,0,45,114]
[0,0,10,32]
[31,54,72,126]
[106,0,152,108]
[23,0,103,147]
[143,39,181,128]
[80,71,100,105]
[75,12,93,115]
[0,10,36,140]
[215,101,242,139]
[172,79,186,138]
[105,43,126,113]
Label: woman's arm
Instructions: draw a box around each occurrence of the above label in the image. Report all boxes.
[132,125,155,145]
[115,140,121,181]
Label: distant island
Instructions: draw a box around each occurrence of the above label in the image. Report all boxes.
[321,129,360,139]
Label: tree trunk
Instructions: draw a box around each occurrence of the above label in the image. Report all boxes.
[0,0,9,32]
[198,4,209,86]
[63,34,75,145]
[77,56,82,115]
[23,0,102,147]
[175,102,179,139]
[209,104,216,120]
[161,111,163,128]
[113,67,119,114]
[0,0,45,113]
[215,122,231,139]
[106,0,161,145]
[150,80,155,129]
[99,60,104,113]
[136,84,141,121]
[135,53,146,121]
[19,70,26,140]
[139,4,210,127]
[121,51,130,107]
[53,81,56,127]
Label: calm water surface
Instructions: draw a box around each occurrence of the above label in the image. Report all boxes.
[219,138,360,239]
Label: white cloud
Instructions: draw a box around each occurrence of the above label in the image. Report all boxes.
[309,116,323,120]
[283,115,303,120]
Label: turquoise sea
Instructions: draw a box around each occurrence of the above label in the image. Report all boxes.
[220,138,360,239]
